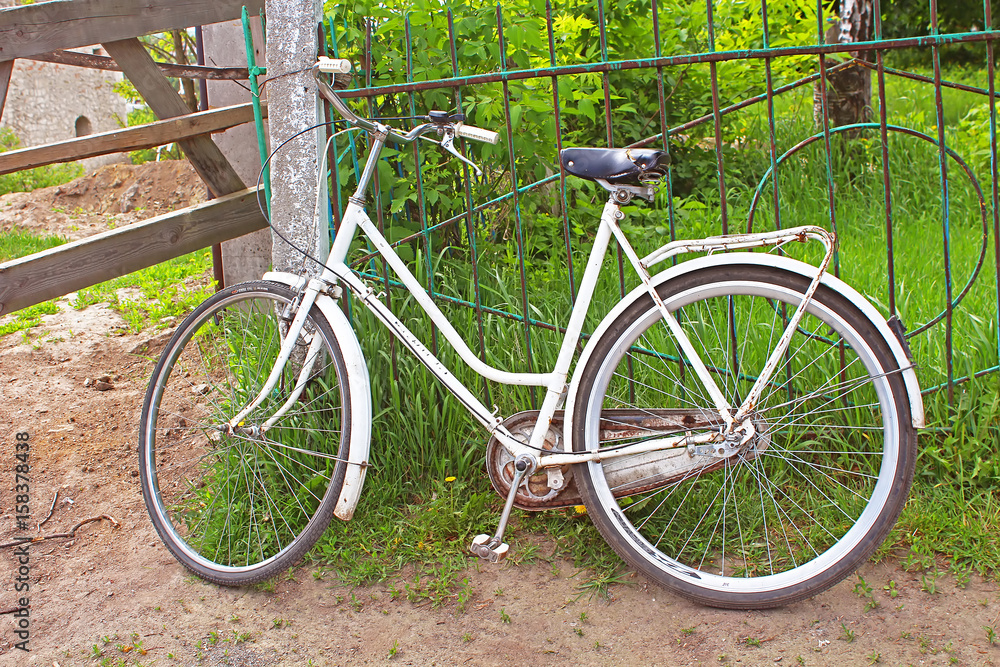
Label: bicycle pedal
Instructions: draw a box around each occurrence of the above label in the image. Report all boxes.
[470,534,509,563]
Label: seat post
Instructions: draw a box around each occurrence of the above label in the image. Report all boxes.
[596,178,657,203]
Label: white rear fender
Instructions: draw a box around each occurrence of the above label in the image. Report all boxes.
[263,272,371,520]
[563,253,924,454]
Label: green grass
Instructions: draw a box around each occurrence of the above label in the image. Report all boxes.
[0,228,68,261]
[71,250,214,333]
[0,127,84,196]
[0,301,59,338]
[0,229,69,337]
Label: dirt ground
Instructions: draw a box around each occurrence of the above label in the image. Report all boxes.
[3,164,1000,666]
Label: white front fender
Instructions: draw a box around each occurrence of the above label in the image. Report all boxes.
[563,253,924,454]
[263,272,371,520]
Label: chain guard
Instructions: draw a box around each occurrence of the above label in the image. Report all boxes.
[486,409,764,511]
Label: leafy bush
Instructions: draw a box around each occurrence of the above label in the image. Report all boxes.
[319,0,829,277]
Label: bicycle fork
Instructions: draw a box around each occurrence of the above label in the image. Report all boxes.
[225,278,327,434]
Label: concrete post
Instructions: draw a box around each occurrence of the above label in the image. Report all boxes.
[264,0,328,276]
[203,17,272,285]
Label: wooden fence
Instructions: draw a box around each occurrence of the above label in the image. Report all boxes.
[0,0,269,316]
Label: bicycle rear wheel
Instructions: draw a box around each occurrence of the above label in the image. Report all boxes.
[573,263,915,608]
[139,281,351,585]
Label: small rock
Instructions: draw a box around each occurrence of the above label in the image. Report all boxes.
[191,384,211,396]
[83,378,93,387]
[130,470,138,477]
[120,182,140,213]
[94,381,114,391]
[97,373,112,383]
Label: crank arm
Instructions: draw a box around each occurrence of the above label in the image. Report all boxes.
[471,454,536,563]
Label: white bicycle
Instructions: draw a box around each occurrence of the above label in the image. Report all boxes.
[138,57,923,609]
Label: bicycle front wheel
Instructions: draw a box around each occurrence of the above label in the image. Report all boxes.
[139,281,351,585]
[573,263,915,608]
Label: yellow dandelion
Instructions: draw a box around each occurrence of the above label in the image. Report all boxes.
[574,505,587,515]
[445,476,457,482]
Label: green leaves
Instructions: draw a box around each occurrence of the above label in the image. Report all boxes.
[317,0,846,293]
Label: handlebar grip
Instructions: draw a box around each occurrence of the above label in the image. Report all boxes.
[317,57,352,74]
[455,123,499,145]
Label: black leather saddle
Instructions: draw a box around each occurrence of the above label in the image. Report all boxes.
[560,147,668,185]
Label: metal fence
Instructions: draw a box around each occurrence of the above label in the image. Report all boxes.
[262,1,1000,420]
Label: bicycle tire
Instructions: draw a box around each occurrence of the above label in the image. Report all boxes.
[573,263,915,608]
[139,281,351,585]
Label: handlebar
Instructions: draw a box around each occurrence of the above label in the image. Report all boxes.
[314,57,499,146]
[317,57,352,74]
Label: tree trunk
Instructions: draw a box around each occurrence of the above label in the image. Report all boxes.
[815,0,873,135]
[171,29,198,113]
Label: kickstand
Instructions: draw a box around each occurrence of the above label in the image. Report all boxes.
[470,454,536,563]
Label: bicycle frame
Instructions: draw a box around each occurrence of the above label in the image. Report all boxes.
[233,116,842,472]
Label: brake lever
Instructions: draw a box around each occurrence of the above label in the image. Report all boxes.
[440,129,484,176]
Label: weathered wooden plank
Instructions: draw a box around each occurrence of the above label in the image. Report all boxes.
[103,38,247,198]
[0,187,268,315]
[0,102,266,176]
[104,39,198,119]
[0,59,12,124]
[28,50,249,80]
[0,0,265,62]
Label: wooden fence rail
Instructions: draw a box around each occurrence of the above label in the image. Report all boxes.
[0,102,266,176]
[0,0,264,61]
[0,187,267,316]
[26,49,249,81]
[0,0,271,316]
